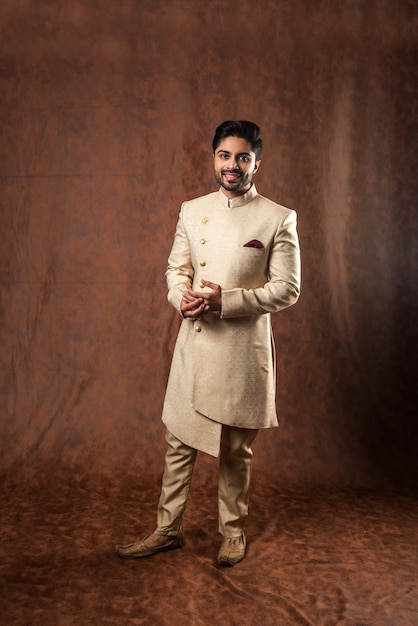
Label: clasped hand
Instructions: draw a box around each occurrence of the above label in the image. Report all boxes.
[181,280,222,319]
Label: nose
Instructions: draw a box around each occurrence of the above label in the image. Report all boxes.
[227,156,240,170]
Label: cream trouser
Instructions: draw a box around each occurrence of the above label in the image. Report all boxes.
[154,426,258,539]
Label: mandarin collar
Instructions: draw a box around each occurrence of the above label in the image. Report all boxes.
[217,184,258,209]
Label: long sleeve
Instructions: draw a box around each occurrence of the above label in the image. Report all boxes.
[220,211,301,318]
[165,204,194,314]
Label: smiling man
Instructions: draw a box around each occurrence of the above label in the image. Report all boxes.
[214,134,261,194]
[117,120,301,566]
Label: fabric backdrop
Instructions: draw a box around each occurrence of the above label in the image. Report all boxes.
[0,0,417,491]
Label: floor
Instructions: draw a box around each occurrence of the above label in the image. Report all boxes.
[1,471,417,626]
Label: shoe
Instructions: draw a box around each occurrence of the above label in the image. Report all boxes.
[217,532,246,566]
[116,531,185,559]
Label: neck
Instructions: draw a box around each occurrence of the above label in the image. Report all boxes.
[220,183,252,199]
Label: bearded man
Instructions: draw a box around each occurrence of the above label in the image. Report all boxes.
[117,120,301,566]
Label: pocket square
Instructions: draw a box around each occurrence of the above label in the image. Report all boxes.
[243,239,264,249]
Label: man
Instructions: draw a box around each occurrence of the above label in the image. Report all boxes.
[117,120,300,566]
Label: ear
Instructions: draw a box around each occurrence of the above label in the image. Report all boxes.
[252,159,261,175]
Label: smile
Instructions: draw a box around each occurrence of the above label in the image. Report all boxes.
[223,171,241,180]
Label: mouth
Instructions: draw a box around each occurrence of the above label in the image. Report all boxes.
[222,170,241,182]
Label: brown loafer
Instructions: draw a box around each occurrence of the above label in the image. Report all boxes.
[116,531,184,559]
[217,532,246,566]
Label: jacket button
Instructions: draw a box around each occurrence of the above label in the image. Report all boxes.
[200,260,206,267]
[202,217,208,224]
[195,325,201,332]
[199,282,205,288]
[200,238,206,244]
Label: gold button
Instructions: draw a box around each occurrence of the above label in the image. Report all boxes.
[202,217,208,224]
[200,260,206,267]
[195,325,201,332]
[199,282,205,288]
[200,238,206,244]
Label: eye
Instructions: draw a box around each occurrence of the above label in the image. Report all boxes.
[240,155,250,162]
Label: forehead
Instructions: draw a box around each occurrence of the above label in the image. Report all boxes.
[215,136,254,155]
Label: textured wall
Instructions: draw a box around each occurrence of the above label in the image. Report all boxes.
[0,0,416,488]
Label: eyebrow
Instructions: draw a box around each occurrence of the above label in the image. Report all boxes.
[217,149,252,157]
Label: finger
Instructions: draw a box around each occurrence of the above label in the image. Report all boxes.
[186,290,203,300]
[184,302,207,318]
[200,280,218,290]
[182,293,202,305]
[182,296,204,310]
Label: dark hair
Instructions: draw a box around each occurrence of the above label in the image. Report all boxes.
[212,120,263,160]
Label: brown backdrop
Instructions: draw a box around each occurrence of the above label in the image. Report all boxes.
[1,2,417,625]
[1,0,416,489]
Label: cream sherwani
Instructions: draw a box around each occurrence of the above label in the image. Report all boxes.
[162,184,300,457]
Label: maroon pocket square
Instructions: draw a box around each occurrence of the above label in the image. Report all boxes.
[243,239,264,249]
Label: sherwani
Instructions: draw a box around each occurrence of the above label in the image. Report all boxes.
[161,184,300,457]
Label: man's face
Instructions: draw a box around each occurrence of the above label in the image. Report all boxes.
[213,136,261,197]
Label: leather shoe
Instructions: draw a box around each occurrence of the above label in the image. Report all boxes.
[116,531,184,559]
[217,532,246,566]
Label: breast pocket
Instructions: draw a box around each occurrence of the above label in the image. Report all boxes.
[234,246,268,285]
